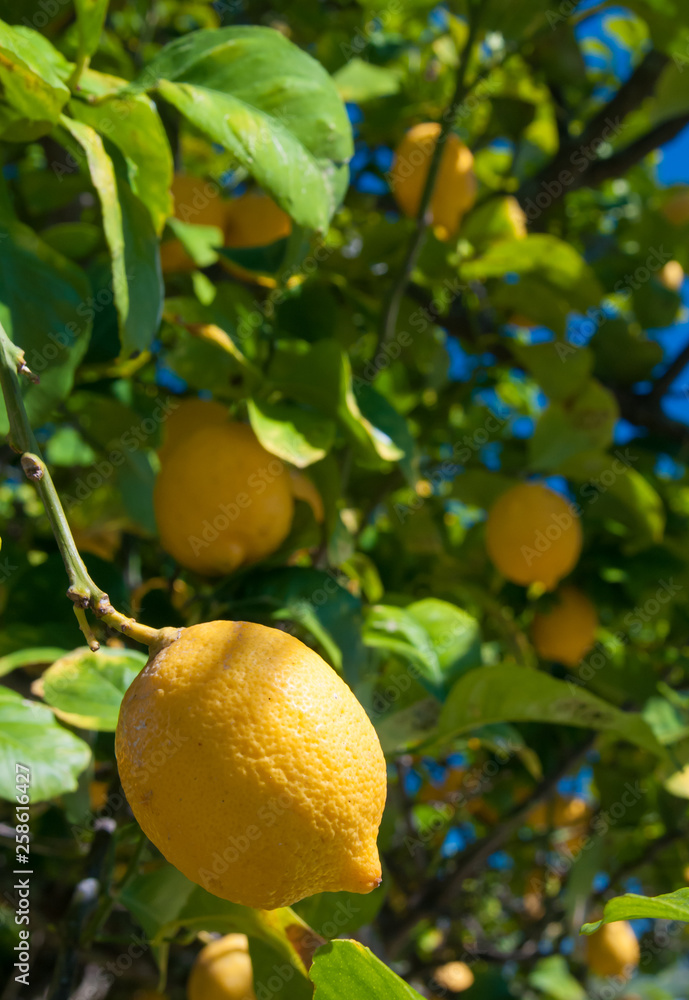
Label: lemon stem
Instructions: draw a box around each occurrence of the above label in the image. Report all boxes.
[0,321,163,649]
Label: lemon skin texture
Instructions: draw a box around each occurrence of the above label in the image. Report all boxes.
[390,122,477,240]
[585,921,640,978]
[160,174,227,273]
[532,586,598,666]
[115,620,387,910]
[188,934,255,1000]
[485,482,582,590]
[154,421,294,576]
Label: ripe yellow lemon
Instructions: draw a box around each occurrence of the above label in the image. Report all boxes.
[659,260,684,291]
[154,418,294,576]
[160,174,226,273]
[390,122,477,240]
[585,921,640,978]
[531,586,598,666]
[188,934,255,1000]
[115,621,387,909]
[485,482,582,590]
[433,962,474,992]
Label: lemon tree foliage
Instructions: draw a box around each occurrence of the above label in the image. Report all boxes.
[3,0,689,996]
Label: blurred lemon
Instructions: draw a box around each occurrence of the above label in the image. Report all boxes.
[391,122,477,240]
[485,482,582,590]
[532,586,598,666]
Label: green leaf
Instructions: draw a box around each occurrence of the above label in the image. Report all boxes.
[293,886,386,939]
[116,174,164,354]
[559,451,665,552]
[61,115,163,355]
[0,194,92,435]
[509,341,593,401]
[439,666,665,756]
[528,955,586,1000]
[121,862,316,978]
[268,340,403,463]
[333,58,401,102]
[248,397,337,468]
[166,217,224,267]
[364,605,443,695]
[462,235,604,315]
[237,566,365,686]
[74,0,108,63]
[0,647,68,678]
[581,888,689,934]
[530,380,619,471]
[132,26,352,232]
[36,646,147,731]
[354,383,415,481]
[0,20,70,140]
[70,85,174,234]
[39,221,102,260]
[406,598,482,692]
[0,686,91,802]
[310,939,425,999]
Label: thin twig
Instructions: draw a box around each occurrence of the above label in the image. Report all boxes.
[377,6,481,350]
[0,321,164,649]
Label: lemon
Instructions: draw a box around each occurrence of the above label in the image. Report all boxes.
[433,961,474,992]
[390,122,477,240]
[586,921,640,978]
[160,174,227,273]
[115,620,387,909]
[188,934,255,1000]
[485,482,582,590]
[531,586,598,666]
[154,417,294,576]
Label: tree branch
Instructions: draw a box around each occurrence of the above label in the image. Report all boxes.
[648,341,689,404]
[517,50,678,209]
[387,737,595,956]
[583,113,689,189]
